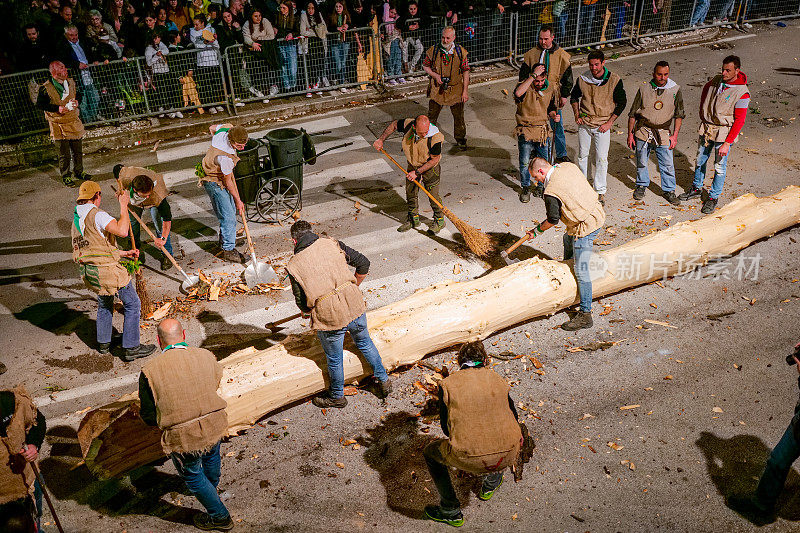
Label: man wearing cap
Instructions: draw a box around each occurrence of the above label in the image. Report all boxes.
[71,181,156,361]
[198,124,249,263]
[373,115,446,234]
[114,164,174,271]
[36,60,89,188]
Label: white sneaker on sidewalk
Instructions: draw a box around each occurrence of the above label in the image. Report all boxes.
[174,110,184,118]
[249,87,266,99]
[208,107,218,114]
[269,85,279,96]
[322,76,331,87]
[397,77,406,83]
[215,106,224,113]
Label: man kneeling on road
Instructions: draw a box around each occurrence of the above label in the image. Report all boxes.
[285,220,392,408]
[373,115,446,234]
[424,341,522,527]
[525,157,606,331]
[71,181,156,361]
[198,124,249,263]
[139,318,233,531]
[114,164,175,271]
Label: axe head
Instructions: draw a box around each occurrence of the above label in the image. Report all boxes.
[500,250,519,265]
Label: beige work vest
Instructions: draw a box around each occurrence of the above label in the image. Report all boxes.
[285,237,367,331]
[43,78,85,141]
[401,122,445,169]
[71,206,131,295]
[141,347,228,455]
[200,145,241,187]
[522,45,571,95]
[544,163,606,237]
[0,387,38,505]
[515,82,557,143]
[698,75,749,142]
[577,71,621,128]
[426,45,468,107]
[117,166,170,208]
[632,81,680,145]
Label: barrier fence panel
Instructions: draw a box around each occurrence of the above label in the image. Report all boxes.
[145,48,229,117]
[572,0,637,49]
[0,68,50,141]
[454,9,514,65]
[381,17,445,82]
[324,26,380,91]
[742,0,800,22]
[635,0,742,40]
[514,2,582,60]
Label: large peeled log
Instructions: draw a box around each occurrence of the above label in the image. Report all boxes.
[78,187,800,478]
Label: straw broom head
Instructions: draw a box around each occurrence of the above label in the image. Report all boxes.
[440,205,494,258]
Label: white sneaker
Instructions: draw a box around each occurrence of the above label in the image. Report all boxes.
[208,106,218,114]
[167,112,176,118]
[743,22,752,28]
[322,76,331,87]
[387,79,397,86]
[269,85,279,96]
[174,111,184,118]
[249,87,266,99]
[398,77,406,83]
[215,106,224,113]
[235,101,245,107]
[262,98,270,104]
[306,90,313,98]
[340,86,349,93]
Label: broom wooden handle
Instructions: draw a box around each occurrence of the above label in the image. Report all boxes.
[380,148,446,212]
[31,462,64,533]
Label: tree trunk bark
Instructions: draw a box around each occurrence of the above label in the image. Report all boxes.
[78,187,800,478]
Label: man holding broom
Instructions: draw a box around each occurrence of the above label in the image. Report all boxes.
[373,115,446,234]
[71,181,156,361]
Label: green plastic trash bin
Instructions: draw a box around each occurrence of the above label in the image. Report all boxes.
[265,128,304,190]
[234,138,261,204]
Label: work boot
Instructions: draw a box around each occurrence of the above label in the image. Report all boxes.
[312,391,347,408]
[76,171,92,181]
[532,184,544,198]
[555,155,571,163]
[456,139,467,151]
[478,477,503,501]
[519,186,531,203]
[97,342,111,354]
[701,197,718,214]
[62,173,78,188]
[561,311,593,331]
[633,185,646,200]
[221,249,247,264]
[398,214,420,232]
[727,495,775,526]
[376,378,393,399]
[428,216,446,234]
[193,513,235,531]
[598,194,605,206]
[678,186,702,201]
[160,254,173,271]
[121,343,156,362]
[424,505,464,527]
[662,191,681,205]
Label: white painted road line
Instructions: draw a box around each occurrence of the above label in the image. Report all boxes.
[34,372,139,408]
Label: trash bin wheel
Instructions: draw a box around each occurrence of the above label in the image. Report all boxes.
[256,176,302,223]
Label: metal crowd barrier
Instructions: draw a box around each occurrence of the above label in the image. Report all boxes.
[741,0,800,22]
[379,17,444,82]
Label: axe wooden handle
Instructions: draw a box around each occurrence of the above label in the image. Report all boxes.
[504,234,531,255]
[265,312,303,329]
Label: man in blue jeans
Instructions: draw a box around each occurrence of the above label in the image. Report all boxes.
[285,220,392,408]
[140,318,233,531]
[728,342,800,526]
[526,157,606,331]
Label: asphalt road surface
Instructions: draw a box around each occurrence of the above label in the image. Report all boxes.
[1,22,799,532]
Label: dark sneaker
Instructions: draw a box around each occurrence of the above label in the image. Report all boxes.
[62,173,78,188]
[76,171,92,181]
[398,215,420,232]
[633,185,646,200]
[424,505,464,527]
[160,254,173,271]
[555,155,571,163]
[598,194,605,206]
[428,216,445,234]
[97,342,111,354]
[532,185,544,198]
[221,249,247,264]
[678,187,702,201]
[519,186,531,203]
[376,378,392,399]
[478,478,503,501]
[456,139,467,150]
[193,513,235,531]
[701,197,718,214]
[662,191,681,205]
[312,392,347,409]
[561,311,593,331]
[121,343,156,362]
[727,495,775,526]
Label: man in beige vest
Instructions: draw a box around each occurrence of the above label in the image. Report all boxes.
[627,60,684,205]
[198,124,249,263]
[114,164,175,271]
[71,181,156,361]
[373,115,446,233]
[526,157,606,331]
[570,50,626,205]
[285,220,391,408]
[36,60,88,188]
[139,318,233,531]
[678,55,750,214]
[423,342,522,527]
[422,26,470,149]
[514,62,559,202]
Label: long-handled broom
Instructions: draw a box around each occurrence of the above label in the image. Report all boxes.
[379,148,493,257]
[127,217,153,317]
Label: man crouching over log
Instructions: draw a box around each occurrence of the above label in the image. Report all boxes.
[525,157,606,331]
[138,319,234,531]
[285,220,392,408]
[423,342,523,527]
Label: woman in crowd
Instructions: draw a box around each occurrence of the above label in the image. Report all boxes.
[166,0,191,30]
[215,9,244,52]
[273,1,300,92]
[86,9,123,60]
[155,6,179,34]
[189,0,210,20]
[300,0,328,95]
[381,1,402,84]
[326,0,352,89]
[145,32,184,118]
[189,13,225,113]
[105,0,136,56]
[243,9,280,99]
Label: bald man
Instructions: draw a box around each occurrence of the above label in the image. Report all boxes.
[374,115,447,233]
[422,26,470,148]
[139,319,233,531]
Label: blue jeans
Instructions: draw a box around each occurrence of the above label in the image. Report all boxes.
[754,412,800,511]
[316,312,388,398]
[330,41,350,84]
[555,11,568,43]
[278,43,298,91]
[551,110,567,159]
[518,135,550,188]
[130,206,173,256]
[171,441,230,521]
[79,82,100,123]
[692,136,730,200]
[387,39,402,77]
[97,279,140,349]
[635,139,676,193]
[690,0,711,25]
[579,3,597,44]
[203,181,237,251]
[563,228,601,313]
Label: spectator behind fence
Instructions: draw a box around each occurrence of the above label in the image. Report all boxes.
[57,25,103,124]
[215,9,243,52]
[243,9,280,100]
[36,60,88,187]
[52,3,84,39]
[86,9,123,60]
[156,6,180,34]
[327,1,352,88]
[382,2,403,84]
[189,0,211,19]
[189,14,226,114]
[399,1,425,75]
[104,0,136,57]
[167,0,192,29]
[145,33,185,119]
[300,0,329,95]
[228,0,247,27]
[132,12,160,55]
[274,1,300,92]
[19,24,50,71]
